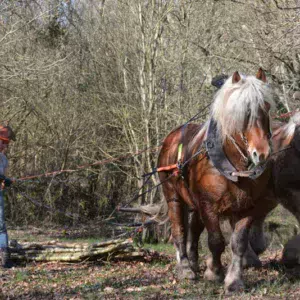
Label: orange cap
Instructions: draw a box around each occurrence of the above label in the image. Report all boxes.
[0,125,14,144]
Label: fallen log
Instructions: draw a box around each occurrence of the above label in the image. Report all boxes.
[9,238,148,262]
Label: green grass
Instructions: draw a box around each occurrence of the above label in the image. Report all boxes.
[14,270,30,282]
[143,242,175,256]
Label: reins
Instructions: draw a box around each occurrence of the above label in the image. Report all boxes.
[5,106,298,219]
[227,134,249,164]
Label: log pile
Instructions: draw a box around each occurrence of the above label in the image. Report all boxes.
[9,238,147,262]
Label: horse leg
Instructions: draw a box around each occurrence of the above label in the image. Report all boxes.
[186,209,204,273]
[168,198,196,280]
[242,216,269,268]
[202,211,225,282]
[229,218,262,268]
[249,217,268,255]
[225,217,253,292]
[242,242,262,268]
[244,197,278,267]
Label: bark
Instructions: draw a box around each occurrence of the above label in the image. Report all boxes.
[9,238,148,262]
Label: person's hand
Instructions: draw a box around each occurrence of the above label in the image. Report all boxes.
[0,175,13,188]
[4,178,12,187]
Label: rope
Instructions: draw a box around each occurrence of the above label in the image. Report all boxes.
[9,103,212,221]
[116,173,176,210]
[275,109,299,120]
[181,146,207,168]
[270,145,292,157]
[15,145,161,182]
[227,134,249,164]
[14,104,211,183]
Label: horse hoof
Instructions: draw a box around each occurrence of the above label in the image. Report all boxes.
[180,268,197,280]
[242,256,262,268]
[176,265,197,280]
[225,279,244,293]
[190,261,200,273]
[203,268,224,283]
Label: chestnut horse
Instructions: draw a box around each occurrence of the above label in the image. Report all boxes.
[242,113,300,266]
[157,69,274,292]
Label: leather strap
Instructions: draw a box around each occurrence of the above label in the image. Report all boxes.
[205,118,267,182]
[206,118,238,182]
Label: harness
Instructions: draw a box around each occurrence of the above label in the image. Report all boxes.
[206,118,268,182]
[158,117,268,182]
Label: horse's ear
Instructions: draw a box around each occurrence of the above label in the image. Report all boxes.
[256,68,267,82]
[232,71,241,84]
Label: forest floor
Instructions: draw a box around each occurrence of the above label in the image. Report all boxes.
[1,206,300,299]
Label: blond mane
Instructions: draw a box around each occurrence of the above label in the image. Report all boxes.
[211,74,274,140]
[275,111,300,139]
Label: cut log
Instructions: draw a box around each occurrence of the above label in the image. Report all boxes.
[9,238,149,262]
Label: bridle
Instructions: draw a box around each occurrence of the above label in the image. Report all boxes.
[227,109,273,168]
[227,133,250,166]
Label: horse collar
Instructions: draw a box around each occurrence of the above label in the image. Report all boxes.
[205,118,267,182]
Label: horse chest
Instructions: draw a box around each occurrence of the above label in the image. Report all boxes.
[226,174,271,214]
[217,185,254,214]
[199,175,268,215]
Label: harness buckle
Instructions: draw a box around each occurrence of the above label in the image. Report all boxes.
[176,159,185,179]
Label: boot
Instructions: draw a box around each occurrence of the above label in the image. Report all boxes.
[0,247,13,268]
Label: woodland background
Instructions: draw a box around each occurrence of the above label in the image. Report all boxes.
[0,0,299,227]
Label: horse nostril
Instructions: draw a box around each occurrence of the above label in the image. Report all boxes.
[259,153,266,163]
[253,151,258,158]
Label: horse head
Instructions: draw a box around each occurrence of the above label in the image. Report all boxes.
[211,68,273,167]
[272,112,300,152]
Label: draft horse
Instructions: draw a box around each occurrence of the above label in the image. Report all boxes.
[243,113,300,266]
[157,69,274,292]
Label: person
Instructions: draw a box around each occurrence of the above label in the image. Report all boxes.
[0,122,15,268]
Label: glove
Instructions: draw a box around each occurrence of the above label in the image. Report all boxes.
[4,178,12,187]
[0,175,12,187]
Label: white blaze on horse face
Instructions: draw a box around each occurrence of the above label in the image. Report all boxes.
[246,106,273,166]
[211,75,274,143]
[248,134,271,166]
[248,136,271,166]
[245,93,272,166]
[250,149,266,165]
